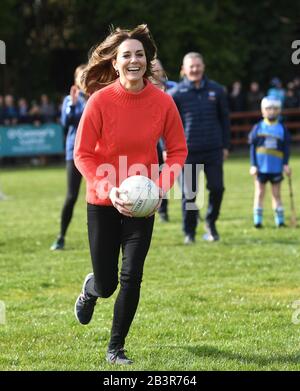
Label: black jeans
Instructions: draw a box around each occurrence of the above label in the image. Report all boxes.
[87,204,154,350]
[60,160,82,238]
[182,148,224,237]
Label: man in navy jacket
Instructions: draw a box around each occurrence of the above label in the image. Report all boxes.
[169,52,230,243]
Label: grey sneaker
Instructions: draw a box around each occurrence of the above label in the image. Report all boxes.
[184,235,195,245]
[159,212,169,222]
[74,273,97,325]
[50,236,64,250]
[203,222,219,241]
[106,348,133,365]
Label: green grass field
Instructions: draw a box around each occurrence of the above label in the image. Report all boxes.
[0,155,300,371]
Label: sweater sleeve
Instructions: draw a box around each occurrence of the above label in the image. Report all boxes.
[282,125,290,165]
[248,125,258,166]
[60,96,69,128]
[157,99,188,193]
[61,95,85,129]
[217,87,231,149]
[74,95,114,197]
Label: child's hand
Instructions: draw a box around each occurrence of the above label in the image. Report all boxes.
[283,165,291,177]
[223,149,229,160]
[249,166,257,176]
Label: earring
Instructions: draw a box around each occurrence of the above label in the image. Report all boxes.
[115,69,119,76]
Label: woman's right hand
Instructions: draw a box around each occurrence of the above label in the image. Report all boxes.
[109,187,133,217]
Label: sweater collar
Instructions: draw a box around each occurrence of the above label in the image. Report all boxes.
[111,78,154,105]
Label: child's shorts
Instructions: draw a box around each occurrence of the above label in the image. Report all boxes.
[257,172,283,184]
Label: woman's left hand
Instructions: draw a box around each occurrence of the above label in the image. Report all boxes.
[146,188,164,218]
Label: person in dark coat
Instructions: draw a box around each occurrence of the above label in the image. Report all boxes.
[169,52,230,243]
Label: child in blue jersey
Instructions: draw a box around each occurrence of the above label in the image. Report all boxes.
[249,96,291,228]
[50,64,87,250]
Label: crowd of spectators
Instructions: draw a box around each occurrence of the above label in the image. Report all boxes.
[1,76,300,129]
[0,94,61,126]
[228,76,300,112]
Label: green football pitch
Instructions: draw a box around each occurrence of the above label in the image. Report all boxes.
[0,154,300,371]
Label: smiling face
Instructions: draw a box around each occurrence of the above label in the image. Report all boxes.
[112,39,147,91]
[262,106,281,121]
[182,56,205,85]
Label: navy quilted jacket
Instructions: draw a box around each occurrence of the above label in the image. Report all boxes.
[169,76,230,152]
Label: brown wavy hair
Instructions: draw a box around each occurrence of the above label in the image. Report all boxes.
[74,64,87,90]
[82,24,157,95]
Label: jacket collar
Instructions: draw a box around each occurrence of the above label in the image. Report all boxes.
[182,75,207,90]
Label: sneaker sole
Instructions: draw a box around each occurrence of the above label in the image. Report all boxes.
[50,246,64,251]
[74,272,95,324]
[203,233,219,242]
[106,357,133,365]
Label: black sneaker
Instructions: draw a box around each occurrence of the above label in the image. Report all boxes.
[106,347,133,365]
[277,222,286,228]
[254,223,263,228]
[184,234,195,245]
[74,273,97,325]
[50,236,64,250]
[203,222,219,241]
[159,212,169,222]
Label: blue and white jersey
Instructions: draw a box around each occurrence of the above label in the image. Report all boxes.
[61,92,86,161]
[248,119,290,174]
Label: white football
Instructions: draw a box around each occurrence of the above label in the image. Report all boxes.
[119,175,160,217]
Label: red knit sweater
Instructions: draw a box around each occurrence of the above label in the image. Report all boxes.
[74,79,187,206]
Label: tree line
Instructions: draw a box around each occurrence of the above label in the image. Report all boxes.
[0,0,299,98]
